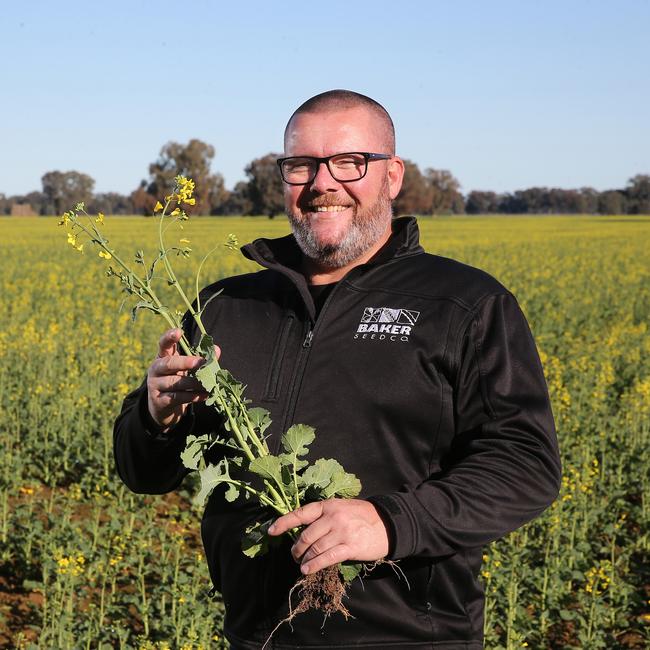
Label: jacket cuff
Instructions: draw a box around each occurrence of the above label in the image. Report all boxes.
[366,493,419,560]
[137,388,195,441]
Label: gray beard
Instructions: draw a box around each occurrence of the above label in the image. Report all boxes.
[287,183,393,269]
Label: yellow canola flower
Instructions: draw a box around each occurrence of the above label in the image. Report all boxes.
[170,208,181,217]
[99,251,112,259]
[96,212,105,224]
[174,175,195,204]
[67,232,84,253]
[154,201,163,212]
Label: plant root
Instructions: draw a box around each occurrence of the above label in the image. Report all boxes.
[262,565,351,649]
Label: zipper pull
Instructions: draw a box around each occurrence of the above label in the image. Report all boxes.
[303,330,313,348]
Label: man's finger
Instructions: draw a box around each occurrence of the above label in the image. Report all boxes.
[290,517,332,561]
[151,354,204,377]
[155,374,206,394]
[298,529,340,564]
[158,389,209,406]
[301,543,349,575]
[268,502,324,536]
[158,328,183,358]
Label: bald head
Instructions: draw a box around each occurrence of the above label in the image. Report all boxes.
[284,89,396,156]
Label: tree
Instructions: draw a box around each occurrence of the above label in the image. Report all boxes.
[465,191,500,214]
[425,169,463,214]
[393,160,433,216]
[598,190,626,215]
[219,181,253,216]
[148,139,225,215]
[30,191,47,215]
[41,170,95,216]
[245,153,285,217]
[130,180,158,215]
[577,188,599,214]
[89,192,134,216]
[204,173,229,215]
[626,174,650,214]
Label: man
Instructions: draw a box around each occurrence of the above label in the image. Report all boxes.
[114,90,561,649]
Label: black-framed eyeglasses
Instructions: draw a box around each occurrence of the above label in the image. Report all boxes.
[276,152,392,185]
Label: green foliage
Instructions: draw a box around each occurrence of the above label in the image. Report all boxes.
[194,459,241,506]
[248,455,283,484]
[338,562,365,583]
[194,334,220,392]
[281,424,315,466]
[302,459,361,499]
[242,519,276,559]
[180,434,211,471]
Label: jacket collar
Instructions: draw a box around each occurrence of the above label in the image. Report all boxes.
[242,215,423,272]
[241,216,423,321]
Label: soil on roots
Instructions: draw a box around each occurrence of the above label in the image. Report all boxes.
[288,564,351,621]
[263,565,350,648]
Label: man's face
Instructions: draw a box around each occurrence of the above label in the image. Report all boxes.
[283,106,403,269]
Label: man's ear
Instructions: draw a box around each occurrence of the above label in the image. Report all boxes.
[387,156,405,200]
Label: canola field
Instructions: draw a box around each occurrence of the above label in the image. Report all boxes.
[1,215,649,649]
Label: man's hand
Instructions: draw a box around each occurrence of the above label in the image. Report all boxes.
[146,328,220,431]
[268,499,389,575]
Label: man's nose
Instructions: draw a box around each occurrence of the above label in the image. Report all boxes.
[309,161,341,193]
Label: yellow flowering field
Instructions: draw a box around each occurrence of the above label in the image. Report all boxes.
[1,215,649,649]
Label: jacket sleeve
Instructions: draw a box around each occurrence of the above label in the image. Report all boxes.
[113,380,193,494]
[368,292,561,559]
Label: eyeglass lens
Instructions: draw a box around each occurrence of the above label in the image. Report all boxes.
[282,153,368,184]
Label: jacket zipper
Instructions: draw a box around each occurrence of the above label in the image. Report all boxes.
[277,317,314,449]
[262,313,294,401]
[277,276,354,441]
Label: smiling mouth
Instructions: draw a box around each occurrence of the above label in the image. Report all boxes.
[306,205,350,213]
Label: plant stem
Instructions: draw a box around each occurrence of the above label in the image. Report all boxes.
[158,201,207,337]
[195,243,222,313]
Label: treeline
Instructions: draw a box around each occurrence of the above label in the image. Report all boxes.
[2,138,649,216]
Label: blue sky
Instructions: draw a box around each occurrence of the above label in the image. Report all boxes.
[1,0,648,197]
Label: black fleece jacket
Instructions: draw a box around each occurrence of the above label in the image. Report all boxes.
[114,217,561,649]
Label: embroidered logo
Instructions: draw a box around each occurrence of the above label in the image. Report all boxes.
[354,307,421,342]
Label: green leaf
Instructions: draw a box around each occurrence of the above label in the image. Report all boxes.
[242,519,273,558]
[194,334,220,393]
[180,434,210,470]
[194,458,239,506]
[301,458,362,499]
[338,562,363,583]
[278,452,307,472]
[249,456,283,484]
[248,407,272,435]
[224,482,240,502]
[559,609,575,621]
[301,458,339,490]
[323,467,361,499]
[282,424,315,458]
